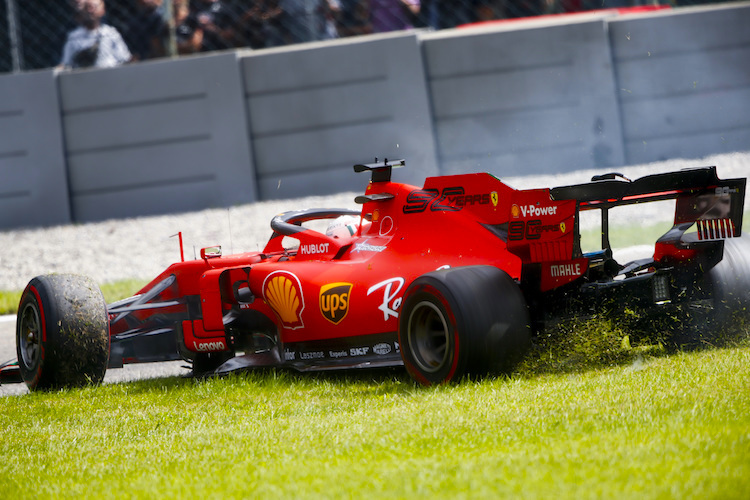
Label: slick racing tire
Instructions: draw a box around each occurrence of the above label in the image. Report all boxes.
[707,234,750,325]
[16,274,110,391]
[398,266,531,386]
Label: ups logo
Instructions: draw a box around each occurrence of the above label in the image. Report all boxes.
[320,282,352,324]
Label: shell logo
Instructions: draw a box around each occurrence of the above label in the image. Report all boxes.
[511,204,521,218]
[263,271,305,329]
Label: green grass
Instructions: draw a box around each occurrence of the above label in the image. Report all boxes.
[0,290,21,316]
[98,279,149,304]
[579,221,672,254]
[2,279,748,498]
[579,210,749,254]
[1,340,748,499]
[2,219,747,497]
[0,279,148,316]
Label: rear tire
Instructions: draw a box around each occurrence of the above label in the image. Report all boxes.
[675,235,750,348]
[704,235,750,342]
[398,266,531,385]
[708,235,750,320]
[16,274,109,391]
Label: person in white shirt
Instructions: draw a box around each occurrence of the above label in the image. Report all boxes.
[60,0,131,69]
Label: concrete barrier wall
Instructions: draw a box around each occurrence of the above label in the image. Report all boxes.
[59,52,257,222]
[1,4,748,229]
[421,15,626,177]
[0,70,70,230]
[610,4,750,164]
[239,32,438,199]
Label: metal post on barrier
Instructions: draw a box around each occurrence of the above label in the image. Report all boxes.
[164,0,177,58]
[304,0,315,42]
[4,0,23,72]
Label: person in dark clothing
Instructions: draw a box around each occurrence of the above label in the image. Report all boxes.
[336,0,372,37]
[177,0,240,53]
[241,0,285,49]
[122,0,167,61]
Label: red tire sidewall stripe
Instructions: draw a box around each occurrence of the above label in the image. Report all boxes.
[28,285,47,345]
[429,288,460,382]
[25,284,47,386]
[400,284,429,386]
[407,283,461,384]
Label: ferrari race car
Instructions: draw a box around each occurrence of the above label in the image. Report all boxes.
[5,160,749,390]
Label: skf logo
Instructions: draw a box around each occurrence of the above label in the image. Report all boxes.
[511,204,521,218]
[320,282,352,324]
[263,271,305,329]
[491,191,498,207]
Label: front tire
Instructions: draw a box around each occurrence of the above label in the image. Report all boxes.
[16,274,109,391]
[398,266,531,385]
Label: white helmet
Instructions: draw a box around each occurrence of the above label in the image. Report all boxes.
[326,215,361,239]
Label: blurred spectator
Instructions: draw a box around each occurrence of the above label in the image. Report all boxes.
[176,0,240,53]
[122,0,168,61]
[278,0,309,43]
[505,0,544,18]
[241,0,285,48]
[313,0,341,41]
[172,0,192,54]
[426,0,475,29]
[370,0,420,32]
[475,0,505,21]
[256,0,336,44]
[60,0,132,69]
[336,0,372,37]
[173,0,191,24]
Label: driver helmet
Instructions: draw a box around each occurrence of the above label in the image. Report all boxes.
[325,215,361,239]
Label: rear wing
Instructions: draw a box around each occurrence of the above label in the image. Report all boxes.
[549,166,746,249]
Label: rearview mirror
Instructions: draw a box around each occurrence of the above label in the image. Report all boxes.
[200,246,222,259]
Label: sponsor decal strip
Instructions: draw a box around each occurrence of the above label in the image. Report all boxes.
[300,243,330,255]
[353,239,387,253]
[511,203,559,218]
[403,187,495,213]
[283,333,401,365]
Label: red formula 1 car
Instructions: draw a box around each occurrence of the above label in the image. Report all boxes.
[6,160,749,390]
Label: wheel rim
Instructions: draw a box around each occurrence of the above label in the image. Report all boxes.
[19,302,41,369]
[407,301,450,373]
